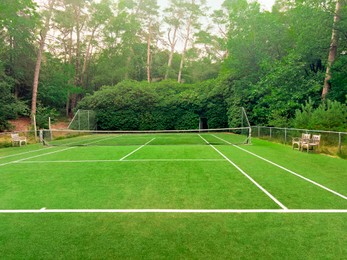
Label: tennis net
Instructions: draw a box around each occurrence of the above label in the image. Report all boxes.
[41,128,251,146]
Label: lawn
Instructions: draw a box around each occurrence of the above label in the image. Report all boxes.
[0,133,346,258]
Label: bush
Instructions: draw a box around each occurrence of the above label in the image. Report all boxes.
[293,99,347,131]
[78,80,217,130]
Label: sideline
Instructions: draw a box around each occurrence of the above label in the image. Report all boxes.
[0,135,122,167]
[198,134,287,210]
[213,134,347,201]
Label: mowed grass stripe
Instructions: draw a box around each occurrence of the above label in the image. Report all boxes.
[122,145,223,160]
[199,134,287,210]
[213,134,347,202]
[213,144,347,209]
[0,146,53,160]
[214,135,347,194]
[0,161,279,209]
[0,135,122,165]
[1,214,346,258]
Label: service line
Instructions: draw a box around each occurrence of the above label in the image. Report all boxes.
[212,134,347,202]
[198,134,287,210]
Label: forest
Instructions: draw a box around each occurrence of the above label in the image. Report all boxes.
[0,0,347,131]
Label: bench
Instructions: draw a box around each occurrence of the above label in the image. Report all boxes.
[301,134,321,153]
[11,133,27,146]
[292,133,311,150]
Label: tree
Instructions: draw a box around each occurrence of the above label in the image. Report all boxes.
[31,0,56,120]
[163,0,185,79]
[322,0,343,99]
[177,0,205,83]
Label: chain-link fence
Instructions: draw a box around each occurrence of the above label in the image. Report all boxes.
[251,126,347,158]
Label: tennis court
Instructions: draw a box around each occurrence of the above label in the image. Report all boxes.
[1,131,347,258]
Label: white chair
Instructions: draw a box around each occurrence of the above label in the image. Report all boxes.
[11,133,27,146]
[301,134,321,153]
[292,133,311,150]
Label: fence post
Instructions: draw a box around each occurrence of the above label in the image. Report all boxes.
[78,110,81,130]
[258,126,260,137]
[338,132,342,154]
[284,128,287,144]
[87,110,90,130]
[270,127,272,139]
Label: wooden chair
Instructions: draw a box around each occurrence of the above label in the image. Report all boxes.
[292,133,311,150]
[11,133,27,146]
[301,134,321,153]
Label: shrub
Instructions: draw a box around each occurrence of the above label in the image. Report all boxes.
[293,99,347,131]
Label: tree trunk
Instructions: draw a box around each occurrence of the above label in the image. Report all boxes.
[322,0,342,99]
[81,27,97,87]
[31,0,56,120]
[165,26,178,80]
[178,15,192,83]
[147,22,152,83]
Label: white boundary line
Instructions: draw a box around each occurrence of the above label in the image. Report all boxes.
[212,134,347,201]
[17,159,226,163]
[0,135,121,167]
[0,147,53,159]
[120,138,156,161]
[198,134,288,210]
[0,209,346,214]
[0,147,76,167]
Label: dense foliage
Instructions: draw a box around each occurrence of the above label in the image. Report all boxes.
[78,80,229,130]
[1,0,347,132]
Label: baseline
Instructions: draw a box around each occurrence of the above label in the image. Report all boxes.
[198,134,287,210]
[213,134,347,201]
[16,158,226,163]
[0,209,347,214]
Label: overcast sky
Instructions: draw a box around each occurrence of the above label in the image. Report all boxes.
[157,0,275,11]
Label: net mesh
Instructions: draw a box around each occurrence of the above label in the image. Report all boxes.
[68,110,96,130]
[42,128,251,146]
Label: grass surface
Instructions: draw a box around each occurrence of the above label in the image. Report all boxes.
[1,133,347,258]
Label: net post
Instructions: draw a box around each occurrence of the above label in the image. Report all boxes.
[48,117,53,140]
[39,129,43,144]
[241,107,252,145]
[32,114,38,141]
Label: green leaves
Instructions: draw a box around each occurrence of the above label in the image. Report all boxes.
[293,99,347,131]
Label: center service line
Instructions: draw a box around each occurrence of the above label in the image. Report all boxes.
[198,134,288,210]
[120,138,156,161]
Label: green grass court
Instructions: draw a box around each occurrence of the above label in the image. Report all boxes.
[1,133,347,258]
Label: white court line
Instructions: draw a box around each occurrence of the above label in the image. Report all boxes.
[0,135,120,167]
[120,138,155,161]
[17,159,226,163]
[212,134,347,201]
[0,147,76,167]
[0,147,53,159]
[0,209,346,214]
[198,134,287,210]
